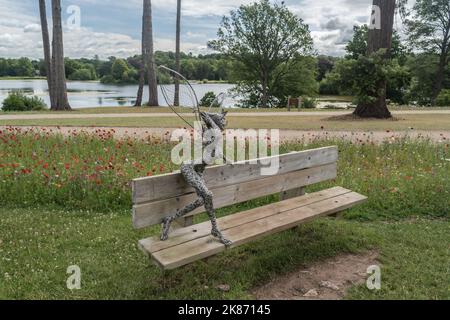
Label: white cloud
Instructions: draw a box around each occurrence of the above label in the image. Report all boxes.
[24,24,41,33]
[0,0,410,59]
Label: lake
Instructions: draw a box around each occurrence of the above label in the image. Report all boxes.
[0,79,237,109]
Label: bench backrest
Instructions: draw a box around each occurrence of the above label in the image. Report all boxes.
[132,146,338,229]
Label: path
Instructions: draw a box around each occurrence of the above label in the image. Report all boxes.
[1,110,450,121]
[2,125,448,144]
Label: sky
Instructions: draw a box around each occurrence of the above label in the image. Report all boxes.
[0,0,408,59]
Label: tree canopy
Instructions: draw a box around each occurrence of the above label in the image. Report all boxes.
[209,0,314,108]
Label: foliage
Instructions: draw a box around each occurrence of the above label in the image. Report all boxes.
[405,53,441,105]
[327,53,385,106]
[0,54,235,83]
[319,67,343,96]
[405,0,450,102]
[199,91,220,108]
[0,128,175,211]
[1,128,448,217]
[270,56,319,107]
[301,96,317,109]
[436,89,450,106]
[209,0,314,108]
[69,69,95,81]
[2,91,47,111]
[345,25,408,63]
[405,0,450,55]
[316,56,337,82]
[326,52,412,105]
[0,58,36,77]
[65,58,97,80]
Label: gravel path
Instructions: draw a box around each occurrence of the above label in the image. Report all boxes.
[2,125,448,144]
[1,110,450,120]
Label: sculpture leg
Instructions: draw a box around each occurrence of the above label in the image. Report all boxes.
[160,198,205,241]
[160,163,205,241]
[198,185,233,247]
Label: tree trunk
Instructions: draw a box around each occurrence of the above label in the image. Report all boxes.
[39,0,56,109]
[51,0,71,111]
[135,2,147,107]
[431,48,449,105]
[144,0,159,107]
[174,0,182,107]
[354,0,394,119]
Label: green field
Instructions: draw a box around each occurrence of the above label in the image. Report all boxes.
[1,208,448,300]
[0,129,449,299]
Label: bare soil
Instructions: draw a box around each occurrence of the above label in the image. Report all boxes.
[252,251,379,300]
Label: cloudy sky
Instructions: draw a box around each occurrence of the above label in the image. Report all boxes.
[0,0,407,59]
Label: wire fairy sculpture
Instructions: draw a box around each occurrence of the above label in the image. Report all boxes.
[158,66,233,246]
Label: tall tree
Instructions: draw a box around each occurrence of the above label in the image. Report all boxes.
[51,0,71,110]
[353,0,396,118]
[38,0,56,109]
[174,0,182,107]
[144,0,159,106]
[135,1,147,107]
[209,0,313,108]
[406,0,450,104]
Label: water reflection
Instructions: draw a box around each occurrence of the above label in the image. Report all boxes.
[0,79,236,109]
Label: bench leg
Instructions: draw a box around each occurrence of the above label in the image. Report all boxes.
[330,212,344,219]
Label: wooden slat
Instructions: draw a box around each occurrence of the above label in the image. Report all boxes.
[151,191,367,270]
[139,187,352,255]
[132,146,338,204]
[133,163,337,229]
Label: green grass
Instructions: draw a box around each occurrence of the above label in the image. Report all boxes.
[0,106,341,115]
[0,130,449,299]
[0,207,448,300]
[0,76,45,80]
[1,114,450,131]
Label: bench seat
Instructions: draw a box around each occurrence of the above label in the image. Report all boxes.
[138,186,367,270]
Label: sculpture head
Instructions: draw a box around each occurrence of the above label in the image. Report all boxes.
[200,110,228,131]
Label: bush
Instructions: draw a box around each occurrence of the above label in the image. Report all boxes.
[2,91,47,111]
[69,69,94,81]
[436,89,450,106]
[199,91,220,108]
[301,96,317,109]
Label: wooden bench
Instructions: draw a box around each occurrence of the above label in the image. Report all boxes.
[132,146,367,270]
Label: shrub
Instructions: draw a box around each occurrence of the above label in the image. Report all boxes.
[69,69,94,81]
[436,89,450,106]
[301,96,317,109]
[199,91,220,108]
[2,91,47,111]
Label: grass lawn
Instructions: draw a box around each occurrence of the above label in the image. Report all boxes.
[0,207,448,300]
[2,105,450,116]
[1,114,450,131]
[0,130,448,299]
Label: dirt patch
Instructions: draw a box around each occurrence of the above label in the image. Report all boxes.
[252,251,379,300]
